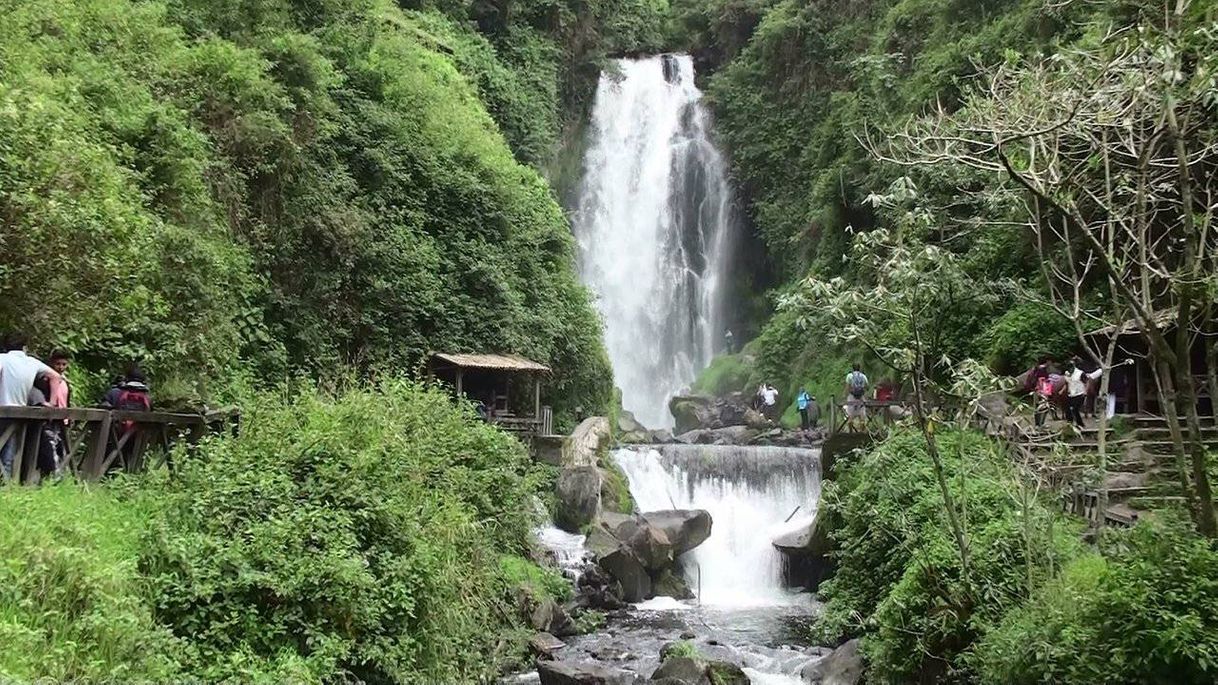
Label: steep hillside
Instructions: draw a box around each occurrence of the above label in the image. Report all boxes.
[0,0,666,415]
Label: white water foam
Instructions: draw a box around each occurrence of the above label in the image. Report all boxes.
[614,445,821,608]
[572,54,737,428]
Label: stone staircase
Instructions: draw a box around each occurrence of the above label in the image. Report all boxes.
[1007,414,1218,527]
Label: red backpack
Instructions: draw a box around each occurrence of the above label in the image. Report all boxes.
[115,386,151,434]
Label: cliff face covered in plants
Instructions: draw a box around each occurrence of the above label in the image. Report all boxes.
[0,0,666,413]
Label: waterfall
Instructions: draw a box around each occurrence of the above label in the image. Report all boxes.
[614,445,821,607]
[573,54,736,428]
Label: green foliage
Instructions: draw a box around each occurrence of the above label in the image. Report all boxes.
[816,429,1083,682]
[665,640,700,659]
[0,484,179,683]
[975,515,1218,684]
[138,380,538,683]
[599,456,636,514]
[979,301,1078,375]
[499,555,572,602]
[691,353,756,396]
[0,0,628,414]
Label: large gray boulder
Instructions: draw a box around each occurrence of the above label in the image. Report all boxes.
[801,639,863,685]
[710,425,758,445]
[565,417,611,467]
[530,597,576,637]
[773,510,834,591]
[669,395,717,434]
[642,510,713,556]
[597,545,652,602]
[625,521,675,571]
[538,660,634,685]
[652,568,694,600]
[651,656,707,684]
[555,466,602,533]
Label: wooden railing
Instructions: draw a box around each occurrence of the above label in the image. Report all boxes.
[0,406,239,485]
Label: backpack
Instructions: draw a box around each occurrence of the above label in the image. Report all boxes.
[848,372,867,399]
[115,386,150,434]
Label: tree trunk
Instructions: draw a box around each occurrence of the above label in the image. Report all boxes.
[1153,361,1198,521]
[911,361,970,579]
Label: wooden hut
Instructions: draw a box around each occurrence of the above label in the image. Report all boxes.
[1086,313,1213,416]
[426,352,553,435]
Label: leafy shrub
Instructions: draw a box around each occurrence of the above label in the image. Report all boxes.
[500,555,572,602]
[139,380,542,683]
[0,484,180,683]
[979,301,1078,375]
[974,515,1218,684]
[816,429,1082,682]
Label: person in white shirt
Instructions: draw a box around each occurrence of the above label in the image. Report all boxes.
[1065,356,1132,428]
[0,332,63,479]
[761,383,779,421]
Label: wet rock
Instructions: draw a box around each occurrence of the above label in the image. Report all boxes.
[675,428,715,444]
[652,656,708,684]
[617,410,649,435]
[642,510,713,556]
[772,510,834,591]
[530,632,567,659]
[555,466,603,533]
[565,417,612,467]
[599,511,639,538]
[801,639,863,685]
[652,569,694,600]
[651,428,676,444]
[538,660,634,685]
[591,645,632,661]
[680,631,696,640]
[710,425,758,445]
[705,661,749,685]
[626,522,675,571]
[670,395,716,434]
[532,597,577,637]
[597,545,652,602]
[576,563,625,610]
[743,408,770,429]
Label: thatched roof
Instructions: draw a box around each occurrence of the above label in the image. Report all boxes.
[429,352,551,373]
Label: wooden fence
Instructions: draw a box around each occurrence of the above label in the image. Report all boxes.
[0,406,239,485]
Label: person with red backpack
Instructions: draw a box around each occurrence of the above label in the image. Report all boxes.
[101,366,152,472]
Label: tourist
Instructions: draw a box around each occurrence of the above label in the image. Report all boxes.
[1034,372,1055,428]
[0,332,64,479]
[761,383,779,421]
[796,387,813,430]
[27,375,62,478]
[1108,360,1131,419]
[724,329,735,354]
[845,364,869,401]
[753,383,766,410]
[1065,357,1099,427]
[48,349,71,408]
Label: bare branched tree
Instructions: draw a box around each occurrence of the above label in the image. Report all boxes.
[867,4,1218,535]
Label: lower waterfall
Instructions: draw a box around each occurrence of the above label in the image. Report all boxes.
[614,444,821,607]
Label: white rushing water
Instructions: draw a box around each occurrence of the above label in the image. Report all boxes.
[573,54,736,428]
[614,445,821,607]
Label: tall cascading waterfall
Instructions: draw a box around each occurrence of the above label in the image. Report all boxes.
[615,445,821,607]
[573,54,736,428]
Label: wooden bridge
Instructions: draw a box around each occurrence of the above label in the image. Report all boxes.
[0,406,239,485]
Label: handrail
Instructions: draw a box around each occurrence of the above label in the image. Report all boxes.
[0,405,239,485]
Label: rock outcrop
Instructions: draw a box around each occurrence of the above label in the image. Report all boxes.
[537,660,634,685]
[801,639,864,685]
[530,597,576,637]
[772,510,834,591]
[565,416,612,467]
[642,510,713,556]
[583,509,712,602]
[555,466,602,533]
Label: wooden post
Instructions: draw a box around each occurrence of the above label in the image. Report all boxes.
[87,413,113,481]
[455,369,463,398]
[533,376,541,420]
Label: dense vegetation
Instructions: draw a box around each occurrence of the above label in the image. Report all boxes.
[818,429,1218,683]
[0,0,686,416]
[0,381,562,683]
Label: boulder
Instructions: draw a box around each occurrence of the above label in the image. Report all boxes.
[743,408,770,429]
[676,429,716,445]
[652,568,694,600]
[773,510,834,591]
[531,597,576,637]
[529,632,566,659]
[617,409,648,435]
[709,425,757,445]
[575,563,625,610]
[625,522,675,570]
[669,395,717,434]
[565,417,612,467]
[642,510,713,556]
[538,660,634,685]
[598,511,639,538]
[705,661,749,685]
[651,428,676,444]
[651,656,708,684]
[715,402,747,427]
[597,545,652,602]
[801,639,863,685]
[555,466,602,533]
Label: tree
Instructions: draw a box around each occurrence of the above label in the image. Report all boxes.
[872,6,1218,536]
